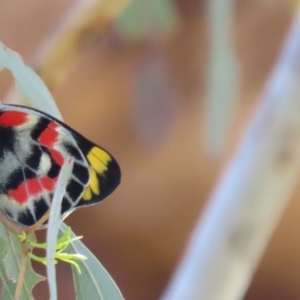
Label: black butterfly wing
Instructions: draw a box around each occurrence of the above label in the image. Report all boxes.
[0,104,121,228]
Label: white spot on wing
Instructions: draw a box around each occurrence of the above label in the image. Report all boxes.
[37,152,51,175]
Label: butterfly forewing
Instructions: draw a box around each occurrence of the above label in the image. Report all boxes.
[0,105,121,229]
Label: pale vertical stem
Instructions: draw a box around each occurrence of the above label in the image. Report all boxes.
[205,0,238,155]
[162,8,300,300]
[47,158,74,300]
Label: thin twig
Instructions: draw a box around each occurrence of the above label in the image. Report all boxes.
[13,243,28,300]
[25,210,50,234]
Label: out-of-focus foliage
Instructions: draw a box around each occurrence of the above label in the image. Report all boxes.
[115,0,179,39]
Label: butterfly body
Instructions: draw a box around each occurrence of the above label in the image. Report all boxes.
[0,104,121,229]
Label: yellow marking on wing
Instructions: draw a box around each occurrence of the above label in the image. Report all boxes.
[82,146,111,201]
[82,186,92,201]
[87,147,111,173]
[89,166,100,195]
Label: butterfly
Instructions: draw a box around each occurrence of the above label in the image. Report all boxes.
[0,104,121,229]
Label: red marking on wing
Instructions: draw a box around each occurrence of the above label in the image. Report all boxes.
[50,149,64,166]
[41,176,57,191]
[0,111,27,126]
[9,176,58,204]
[48,122,58,130]
[9,184,28,204]
[39,123,59,147]
[27,178,42,195]
[38,123,65,166]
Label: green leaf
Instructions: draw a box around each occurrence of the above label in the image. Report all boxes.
[0,223,44,300]
[59,223,124,300]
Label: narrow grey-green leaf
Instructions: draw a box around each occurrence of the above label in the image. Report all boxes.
[0,41,62,120]
[59,223,124,300]
[47,158,74,300]
[0,223,44,300]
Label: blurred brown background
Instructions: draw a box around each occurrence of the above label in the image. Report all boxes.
[0,1,298,299]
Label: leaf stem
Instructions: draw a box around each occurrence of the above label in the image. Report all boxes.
[14,243,28,300]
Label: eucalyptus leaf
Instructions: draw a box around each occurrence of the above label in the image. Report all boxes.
[0,41,62,120]
[0,223,44,300]
[0,232,16,300]
[47,158,74,300]
[59,223,124,300]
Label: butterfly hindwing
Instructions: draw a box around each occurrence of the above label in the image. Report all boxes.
[69,135,121,208]
[0,104,121,229]
[33,109,121,211]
